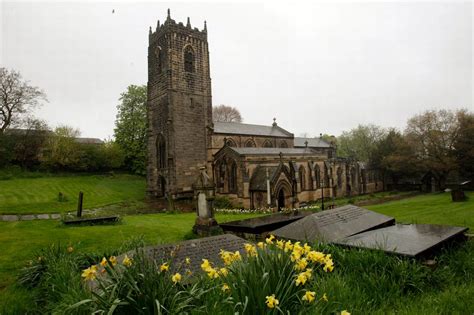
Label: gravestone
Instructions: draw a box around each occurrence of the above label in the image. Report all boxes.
[192,167,220,236]
[141,234,247,275]
[335,224,468,257]
[272,205,395,243]
[220,211,312,240]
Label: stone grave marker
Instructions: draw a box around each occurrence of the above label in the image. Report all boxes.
[335,224,468,257]
[140,234,247,275]
[192,167,220,236]
[272,205,395,243]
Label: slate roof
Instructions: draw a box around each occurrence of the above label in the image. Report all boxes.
[249,166,278,191]
[213,122,293,138]
[294,137,331,148]
[229,147,317,156]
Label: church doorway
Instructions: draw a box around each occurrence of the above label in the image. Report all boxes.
[277,189,285,211]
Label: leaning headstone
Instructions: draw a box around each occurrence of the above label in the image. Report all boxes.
[192,167,220,236]
[141,234,247,275]
[272,205,395,243]
[335,224,468,257]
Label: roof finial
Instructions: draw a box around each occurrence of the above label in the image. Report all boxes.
[186,17,191,28]
[167,8,171,20]
[149,26,152,35]
[204,20,207,32]
[272,117,277,127]
[157,19,160,30]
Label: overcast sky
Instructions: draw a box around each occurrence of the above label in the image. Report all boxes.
[1,0,472,139]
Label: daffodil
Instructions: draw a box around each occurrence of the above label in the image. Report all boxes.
[185,257,191,264]
[322,293,328,302]
[257,242,265,249]
[284,240,293,252]
[266,234,275,244]
[109,256,117,266]
[276,240,285,249]
[201,259,212,271]
[222,283,230,293]
[244,243,257,257]
[304,268,313,280]
[81,265,97,281]
[186,269,192,276]
[171,272,182,284]
[160,262,169,272]
[302,290,316,303]
[207,267,219,279]
[295,271,308,286]
[100,257,108,267]
[341,311,351,315]
[122,255,133,267]
[323,257,334,272]
[265,294,279,309]
[291,250,302,262]
[303,243,311,254]
[219,267,229,276]
[294,258,308,271]
[306,250,326,263]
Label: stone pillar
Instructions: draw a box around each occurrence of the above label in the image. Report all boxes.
[192,167,220,236]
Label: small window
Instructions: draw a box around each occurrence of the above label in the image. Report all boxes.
[184,46,194,73]
[245,139,256,147]
[280,141,288,148]
[263,140,273,148]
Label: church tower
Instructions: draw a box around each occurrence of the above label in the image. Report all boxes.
[147,10,212,198]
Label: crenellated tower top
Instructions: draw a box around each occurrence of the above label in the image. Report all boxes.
[148,9,207,44]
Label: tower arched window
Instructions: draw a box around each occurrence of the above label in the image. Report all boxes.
[184,46,194,73]
[157,135,166,169]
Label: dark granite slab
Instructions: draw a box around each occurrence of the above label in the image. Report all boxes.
[142,234,247,275]
[220,211,312,235]
[272,205,395,242]
[335,224,468,257]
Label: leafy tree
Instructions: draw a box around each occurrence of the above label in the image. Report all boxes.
[404,109,463,188]
[212,104,242,123]
[453,110,474,178]
[12,118,50,169]
[337,124,387,163]
[41,126,82,171]
[114,85,147,175]
[0,68,47,134]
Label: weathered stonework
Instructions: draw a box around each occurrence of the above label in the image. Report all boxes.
[146,11,384,206]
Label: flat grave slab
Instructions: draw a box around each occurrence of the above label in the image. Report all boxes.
[272,205,395,243]
[142,234,247,275]
[335,224,469,257]
[220,211,312,236]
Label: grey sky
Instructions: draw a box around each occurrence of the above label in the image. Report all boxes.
[1,1,472,139]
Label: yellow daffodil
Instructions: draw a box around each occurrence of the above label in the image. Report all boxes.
[257,242,265,249]
[341,311,351,315]
[323,258,334,272]
[244,243,257,257]
[265,294,279,309]
[322,293,328,302]
[67,246,74,253]
[303,243,311,254]
[294,258,308,271]
[171,272,182,284]
[304,268,313,280]
[284,240,293,252]
[276,240,285,249]
[266,234,275,244]
[291,250,302,262]
[81,265,97,281]
[160,262,169,272]
[295,272,308,286]
[219,267,229,276]
[222,283,230,293]
[207,267,219,279]
[109,256,117,266]
[302,290,316,303]
[306,250,326,263]
[100,257,108,267]
[233,251,241,261]
[186,269,192,276]
[122,255,133,267]
[185,257,191,264]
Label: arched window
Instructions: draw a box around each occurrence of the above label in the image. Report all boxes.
[337,167,343,188]
[280,141,288,148]
[315,164,321,189]
[299,165,306,191]
[226,138,237,147]
[184,46,194,73]
[244,139,256,147]
[155,46,163,73]
[263,140,273,148]
[229,162,238,193]
[157,135,166,169]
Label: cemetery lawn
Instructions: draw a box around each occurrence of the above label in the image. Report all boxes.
[366,191,474,230]
[0,173,146,214]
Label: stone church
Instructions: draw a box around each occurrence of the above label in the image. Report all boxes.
[146,11,383,210]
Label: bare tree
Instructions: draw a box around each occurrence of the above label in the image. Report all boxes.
[212,104,242,123]
[0,68,47,134]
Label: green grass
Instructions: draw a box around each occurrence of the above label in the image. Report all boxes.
[366,191,474,230]
[0,174,146,214]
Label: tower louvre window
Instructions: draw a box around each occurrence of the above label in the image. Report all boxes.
[184,46,194,73]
